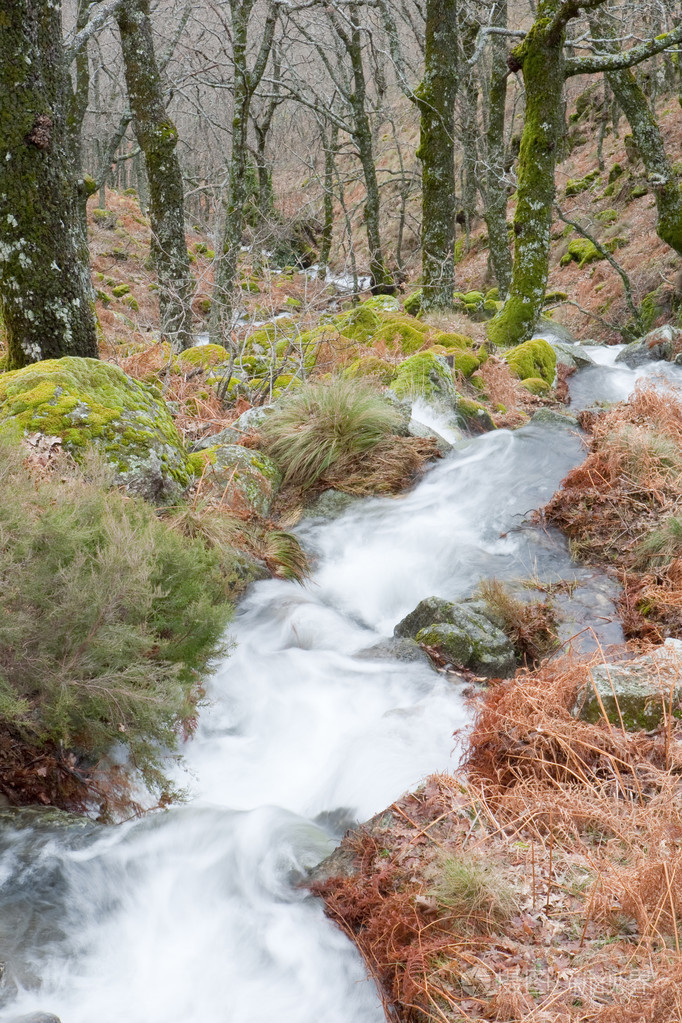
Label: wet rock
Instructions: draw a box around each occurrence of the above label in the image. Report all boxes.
[358,637,432,664]
[573,639,682,729]
[383,390,412,436]
[395,597,516,678]
[544,339,596,370]
[615,325,682,367]
[9,1014,62,1023]
[407,418,455,454]
[393,353,459,414]
[302,488,361,520]
[531,408,580,428]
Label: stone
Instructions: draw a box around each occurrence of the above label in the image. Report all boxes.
[382,390,412,436]
[615,325,682,368]
[303,488,361,520]
[357,637,432,664]
[573,639,682,729]
[202,445,282,518]
[9,1014,62,1023]
[191,425,241,451]
[0,357,191,503]
[407,418,455,454]
[542,339,596,370]
[395,596,516,678]
[393,352,459,414]
[531,408,579,428]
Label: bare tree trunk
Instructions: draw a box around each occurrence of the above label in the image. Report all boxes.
[0,0,98,368]
[117,0,193,351]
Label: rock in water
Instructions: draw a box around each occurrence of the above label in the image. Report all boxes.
[394,596,516,678]
[9,1014,62,1023]
[615,325,682,368]
[573,639,682,729]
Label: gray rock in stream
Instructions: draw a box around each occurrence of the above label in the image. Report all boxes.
[544,340,596,371]
[407,418,455,454]
[573,638,682,729]
[358,637,431,664]
[9,1014,62,1023]
[615,325,682,367]
[531,408,579,428]
[394,596,516,678]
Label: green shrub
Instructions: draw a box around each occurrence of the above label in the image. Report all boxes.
[260,378,403,489]
[637,516,682,568]
[0,439,233,796]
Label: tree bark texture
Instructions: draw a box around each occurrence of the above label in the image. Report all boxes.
[117,0,193,351]
[0,0,98,368]
[487,2,567,347]
[415,0,459,311]
[483,0,513,298]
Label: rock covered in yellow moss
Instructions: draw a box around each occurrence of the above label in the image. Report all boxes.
[0,357,192,502]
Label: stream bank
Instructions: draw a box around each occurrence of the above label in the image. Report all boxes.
[0,345,678,1023]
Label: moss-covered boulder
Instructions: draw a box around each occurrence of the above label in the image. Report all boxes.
[456,397,495,433]
[564,170,600,196]
[573,640,682,730]
[176,343,229,371]
[403,290,423,317]
[504,338,556,386]
[560,239,605,269]
[520,377,551,395]
[374,314,428,355]
[433,332,474,350]
[394,596,515,678]
[345,355,397,385]
[201,444,282,518]
[0,357,192,502]
[362,294,402,313]
[393,352,458,412]
[333,305,381,343]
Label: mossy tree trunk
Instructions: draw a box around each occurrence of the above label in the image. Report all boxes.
[482,0,513,298]
[117,0,193,352]
[319,120,340,276]
[487,4,567,348]
[415,0,459,311]
[590,15,682,259]
[343,24,394,294]
[0,0,98,369]
[210,0,278,341]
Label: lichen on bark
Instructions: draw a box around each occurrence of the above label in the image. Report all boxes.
[416,0,459,312]
[0,0,99,369]
[117,0,193,352]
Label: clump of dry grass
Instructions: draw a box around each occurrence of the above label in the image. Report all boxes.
[312,652,682,1023]
[478,578,559,666]
[546,381,682,640]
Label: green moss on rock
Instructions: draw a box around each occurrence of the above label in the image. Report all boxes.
[565,170,600,196]
[403,290,423,317]
[393,352,458,410]
[0,358,192,502]
[504,337,556,385]
[520,376,551,395]
[176,344,230,371]
[560,239,605,269]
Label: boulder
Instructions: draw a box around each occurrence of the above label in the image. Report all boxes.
[573,639,682,729]
[393,352,459,414]
[302,488,361,520]
[9,1014,62,1023]
[541,339,596,370]
[395,596,516,678]
[358,637,432,664]
[201,445,281,518]
[615,325,682,368]
[531,408,579,428]
[407,418,455,454]
[504,338,557,387]
[192,406,274,452]
[0,357,192,503]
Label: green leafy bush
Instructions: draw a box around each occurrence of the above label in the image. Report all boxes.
[0,438,233,796]
[260,378,403,489]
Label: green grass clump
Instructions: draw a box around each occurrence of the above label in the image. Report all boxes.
[430,853,516,923]
[0,438,234,800]
[260,378,403,490]
[636,516,682,568]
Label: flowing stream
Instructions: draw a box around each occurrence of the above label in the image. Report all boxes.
[1,348,680,1023]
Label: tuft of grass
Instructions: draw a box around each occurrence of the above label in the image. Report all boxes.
[259,377,404,490]
[430,852,517,923]
[636,516,682,568]
[478,578,558,666]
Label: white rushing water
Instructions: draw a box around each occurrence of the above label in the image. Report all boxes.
[1,349,680,1023]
